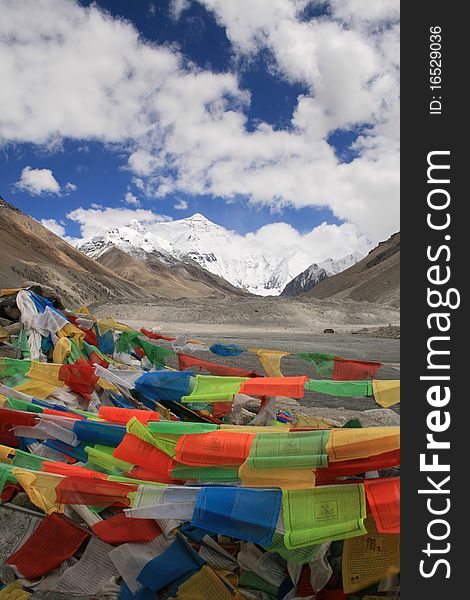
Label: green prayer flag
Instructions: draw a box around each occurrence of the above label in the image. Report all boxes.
[12,449,45,471]
[3,373,30,388]
[238,571,278,597]
[0,358,31,378]
[181,375,247,403]
[147,421,218,435]
[139,338,175,368]
[282,484,367,549]
[295,353,335,378]
[85,445,134,474]
[170,464,240,482]
[116,331,141,353]
[305,380,373,397]
[6,397,43,413]
[246,430,329,469]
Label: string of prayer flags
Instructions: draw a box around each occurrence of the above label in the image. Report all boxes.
[192,486,282,546]
[295,352,381,380]
[372,380,401,407]
[0,293,400,597]
[282,483,367,549]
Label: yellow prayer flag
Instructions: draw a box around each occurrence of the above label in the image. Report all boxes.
[27,361,64,387]
[342,515,400,593]
[326,427,400,462]
[0,444,15,463]
[53,337,72,363]
[372,380,400,408]
[239,460,315,490]
[0,582,31,600]
[57,323,85,346]
[14,378,58,399]
[12,468,64,514]
[256,350,288,378]
[167,565,240,599]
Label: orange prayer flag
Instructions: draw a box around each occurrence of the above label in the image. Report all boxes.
[175,431,255,467]
[240,376,308,398]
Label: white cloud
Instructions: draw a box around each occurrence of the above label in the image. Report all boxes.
[15,166,77,196]
[245,220,370,263]
[16,166,61,195]
[174,199,188,210]
[40,218,65,236]
[67,206,172,239]
[1,0,399,245]
[124,191,140,206]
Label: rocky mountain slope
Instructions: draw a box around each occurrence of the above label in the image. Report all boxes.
[300,232,400,307]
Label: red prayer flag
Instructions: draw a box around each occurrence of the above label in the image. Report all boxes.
[0,422,20,447]
[141,328,176,342]
[58,361,99,395]
[175,431,254,467]
[178,353,260,378]
[331,358,381,381]
[0,408,37,427]
[42,461,107,479]
[92,512,162,544]
[364,476,400,534]
[7,513,90,579]
[0,482,21,502]
[55,476,137,507]
[113,433,176,482]
[315,449,400,483]
[98,406,160,425]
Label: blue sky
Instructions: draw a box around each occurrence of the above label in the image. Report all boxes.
[0,0,399,255]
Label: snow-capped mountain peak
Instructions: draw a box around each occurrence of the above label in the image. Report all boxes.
[280,252,362,297]
[73,214,364,296]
